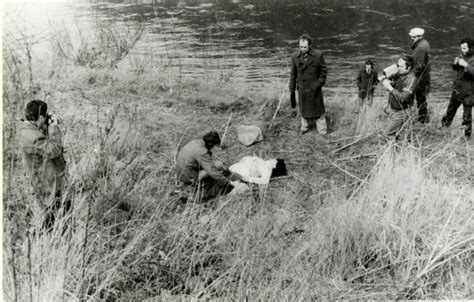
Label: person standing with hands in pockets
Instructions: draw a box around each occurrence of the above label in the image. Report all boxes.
[289,34,328,135]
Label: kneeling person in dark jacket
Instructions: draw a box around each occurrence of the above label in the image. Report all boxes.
[379,55,417,138]
[176,131,239,201]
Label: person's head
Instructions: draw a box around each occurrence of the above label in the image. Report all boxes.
[25,100,48,123]
[202,131,221,150]
[270,159,287,178]
[298,34,312,54]
[460,37,474,56]
[409,27,424,44]
[397,54,415,75]
[365,58,374,72]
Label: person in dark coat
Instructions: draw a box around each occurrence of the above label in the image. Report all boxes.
[409,27,431,123]
[441,37,474,139]
[357,58,379,106]
[289,34,328,135]
[176,131,238,201]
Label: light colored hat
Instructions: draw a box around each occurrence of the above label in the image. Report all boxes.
[409,28,424,37]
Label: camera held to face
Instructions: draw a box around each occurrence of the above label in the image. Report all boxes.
[382,64,399,78]
[44,113,59,126]
[45,113,53,125]
[377,64,399,82]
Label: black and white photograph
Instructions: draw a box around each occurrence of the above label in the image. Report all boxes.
[3,0,473,300]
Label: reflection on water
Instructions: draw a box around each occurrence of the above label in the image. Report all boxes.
[4,0,474,94]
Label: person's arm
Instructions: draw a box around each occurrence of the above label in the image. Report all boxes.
[412,43,429,76]
[373,71,380,86]
[356,69,362,88]
[465,64,474,76]
[389,76,416,105]
[198,153,229,184]
[289,56,297,93]
[458,57,474,76]
[33,124,64,159]
[452,57,463,70]
[317,53,328,88]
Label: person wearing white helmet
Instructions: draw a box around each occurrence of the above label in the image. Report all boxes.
[409,27,431,123]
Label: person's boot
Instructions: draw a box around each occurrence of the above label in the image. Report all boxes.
[316,115,328,135]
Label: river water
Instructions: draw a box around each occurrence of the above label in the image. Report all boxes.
[3,0,474,97]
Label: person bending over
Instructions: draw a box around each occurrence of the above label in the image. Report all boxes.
[176,131,238,201]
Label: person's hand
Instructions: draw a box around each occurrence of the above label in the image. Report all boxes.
[229,172,243,182]
[214,160,225,170]
[458,58,468,67]
[377,74,386,82]
[241,175,251,183]
[198,170,208,181]
[49,114,59,126]
[381,78,393,91]
[454,57,460,65]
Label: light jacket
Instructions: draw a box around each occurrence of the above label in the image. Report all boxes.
[17,121,66,202]
[176,139,229,185]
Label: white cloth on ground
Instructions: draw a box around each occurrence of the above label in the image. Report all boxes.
[229,156,277,185]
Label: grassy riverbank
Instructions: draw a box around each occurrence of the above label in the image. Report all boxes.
[3,41,474,301]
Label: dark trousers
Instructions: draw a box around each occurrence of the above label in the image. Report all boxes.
[44,192,72,230]
[41,191,72,231]
[415,83,430,123]
[196,177,234,202]
[441,91,472,138]
[358,91,374,107]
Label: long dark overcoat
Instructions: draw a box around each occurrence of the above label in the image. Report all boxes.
[411,38,431,87]
[289,48,328,119]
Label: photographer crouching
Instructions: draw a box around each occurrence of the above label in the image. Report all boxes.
[378,54,417,139]
[18,100,69,231]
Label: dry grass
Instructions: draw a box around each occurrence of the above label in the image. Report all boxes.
[3,26,474,301]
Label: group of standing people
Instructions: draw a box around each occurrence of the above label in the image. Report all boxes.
[17,29,474,229]
[290,29,473,139]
